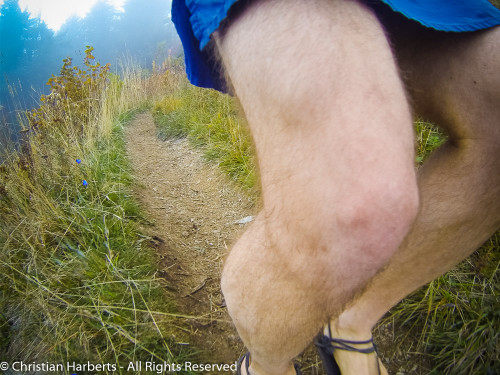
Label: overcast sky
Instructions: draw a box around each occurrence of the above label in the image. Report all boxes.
[0,0,126,31]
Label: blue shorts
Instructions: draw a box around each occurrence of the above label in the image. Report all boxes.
[171,0,500,92]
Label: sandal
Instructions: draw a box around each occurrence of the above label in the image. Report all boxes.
[314,324,380,375]
[237,352,302,375]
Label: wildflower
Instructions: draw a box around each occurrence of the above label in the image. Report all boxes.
[82,180,88,187]
[76,159,82,164]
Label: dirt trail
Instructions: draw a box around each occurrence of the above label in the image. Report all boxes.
[124,112,254,365]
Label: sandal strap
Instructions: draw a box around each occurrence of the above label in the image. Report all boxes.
[238,352,301,375]
[315,322,377,355]
[329,337,376,354]
[314,323,381,375]
[237,352,251,375]
[245,352,251,372]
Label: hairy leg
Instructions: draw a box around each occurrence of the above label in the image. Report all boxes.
[215,1,418,374]
[333,23,500,369]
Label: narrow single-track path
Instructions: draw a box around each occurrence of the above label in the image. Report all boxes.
[125,112,255,366]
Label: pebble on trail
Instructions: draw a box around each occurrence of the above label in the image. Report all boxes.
[233,216,254,225]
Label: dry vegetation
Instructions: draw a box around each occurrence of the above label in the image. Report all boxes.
[0,50,195,369]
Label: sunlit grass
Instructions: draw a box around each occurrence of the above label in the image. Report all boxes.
[153,79,258,191]
[414,119,447,164]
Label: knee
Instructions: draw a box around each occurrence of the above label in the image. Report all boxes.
[335,175,420,263]
[272,170,420,273]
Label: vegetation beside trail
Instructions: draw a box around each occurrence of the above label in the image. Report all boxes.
[153,78,499,375]
[391,123,499,375]
[153,79,257,192]
[0,50,194,370]
[385,233,499,375]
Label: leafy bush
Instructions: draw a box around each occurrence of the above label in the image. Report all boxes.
[27,47,109,135]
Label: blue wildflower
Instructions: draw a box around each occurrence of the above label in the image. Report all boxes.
[76,159,82,164]
[82,180,88,187]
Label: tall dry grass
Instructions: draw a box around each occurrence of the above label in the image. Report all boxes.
[0,49,196,370]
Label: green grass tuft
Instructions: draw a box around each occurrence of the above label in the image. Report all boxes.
[385,233,499,375]
[414,119,447,164]
[153,79,258,191]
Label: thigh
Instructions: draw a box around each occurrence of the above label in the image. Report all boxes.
[215,0,417,211]
[389,21,500,142]
[216,0,419,305]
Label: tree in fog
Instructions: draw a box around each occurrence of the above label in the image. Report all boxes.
[56,16,87,62]
[116,0,177,66]
[55,0,178,69]
[0,0,55,111]
[80,2,120,64]
[1,0,180,118]
[25,18,56,90]
[0,0,30,75]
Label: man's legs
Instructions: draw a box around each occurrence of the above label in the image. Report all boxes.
[214,0,418,374]
[332,24,500,374]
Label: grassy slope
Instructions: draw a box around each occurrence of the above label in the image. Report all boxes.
[0,54,196,371]
[154,80,499,375]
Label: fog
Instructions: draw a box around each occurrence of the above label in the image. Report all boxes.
[0,0,181,140]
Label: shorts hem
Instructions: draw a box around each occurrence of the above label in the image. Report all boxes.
[187,0,240,50]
